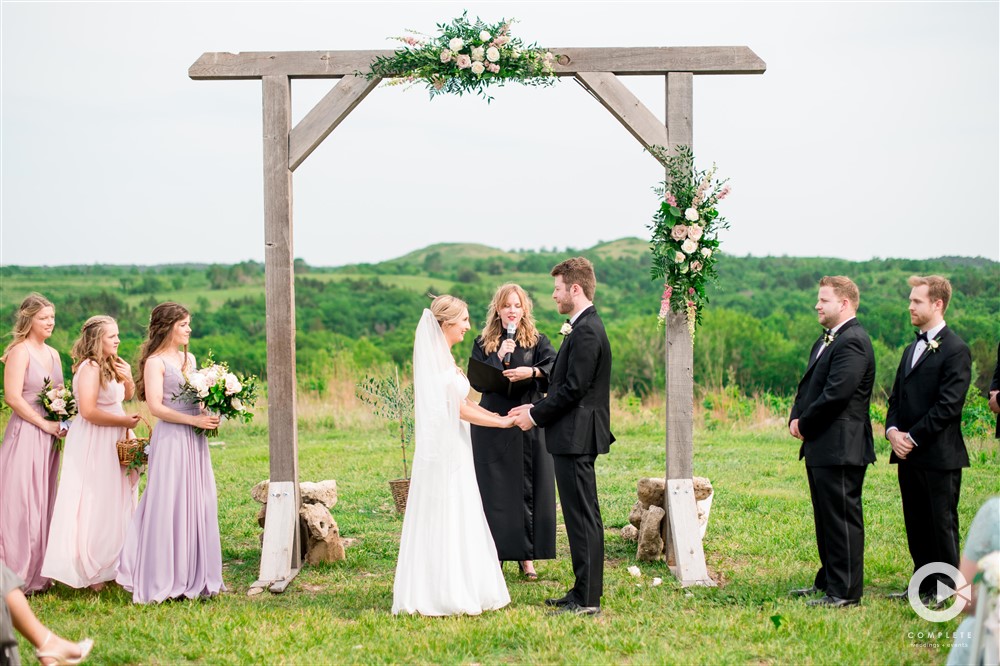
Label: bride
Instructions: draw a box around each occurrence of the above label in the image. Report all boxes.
[392,295,516,616]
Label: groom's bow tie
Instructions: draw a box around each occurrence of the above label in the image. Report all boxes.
[915,330,928,343]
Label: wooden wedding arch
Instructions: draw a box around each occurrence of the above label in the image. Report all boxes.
[189,45,765,593]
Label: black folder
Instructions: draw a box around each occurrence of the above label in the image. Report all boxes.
[467,358,533,399]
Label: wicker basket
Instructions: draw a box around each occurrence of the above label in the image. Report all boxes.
[117,415,151,468]
[388,478,410,514]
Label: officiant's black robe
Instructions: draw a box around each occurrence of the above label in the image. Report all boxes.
[470,334,557,561]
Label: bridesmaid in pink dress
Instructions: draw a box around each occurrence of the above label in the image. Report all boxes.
[0,293,66,594]
[117,303,223,603]
[42,315,142,590]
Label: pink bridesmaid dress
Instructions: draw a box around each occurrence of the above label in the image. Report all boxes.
[42,361,139,587]
[0,346,63,593]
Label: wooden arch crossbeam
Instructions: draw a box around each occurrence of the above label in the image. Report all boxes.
[189,46,765,593]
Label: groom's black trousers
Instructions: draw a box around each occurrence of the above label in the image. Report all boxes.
[552,453,603,607]
[806,464,867,601]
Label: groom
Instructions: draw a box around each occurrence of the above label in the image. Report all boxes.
[511,257,613,616]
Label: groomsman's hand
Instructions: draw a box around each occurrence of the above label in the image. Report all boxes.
[888,429,913,458]
[789,419,804,441]
[989,390,1000,415]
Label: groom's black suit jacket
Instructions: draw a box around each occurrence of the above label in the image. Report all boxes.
[531,306,614,456]
[886,326,971,470]
[790,318,876,467]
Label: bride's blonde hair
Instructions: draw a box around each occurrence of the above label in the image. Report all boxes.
[429,294,467,327]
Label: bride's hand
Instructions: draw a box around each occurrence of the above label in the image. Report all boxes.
[499,416,517,429]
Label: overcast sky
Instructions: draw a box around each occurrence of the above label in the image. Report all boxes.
[1,1,997,268]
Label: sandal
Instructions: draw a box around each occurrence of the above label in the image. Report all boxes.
[35,632,94,666]
[518,561,539,580]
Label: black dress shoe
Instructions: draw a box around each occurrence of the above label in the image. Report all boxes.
[552,601,601,616]
[544,595,574,607]
[789,585,822,597]
[807,595,860,608]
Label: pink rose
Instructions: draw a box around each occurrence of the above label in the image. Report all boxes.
[670,224,688,241]
[486,62,500,73]
[456,54,472,69]
[471,61,485,76]
[665,192,677,207]
[440,49,453,64]
[690,261,703,273]
[687,224,703,241]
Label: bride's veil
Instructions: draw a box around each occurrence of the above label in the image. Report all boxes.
[412,308,458,466]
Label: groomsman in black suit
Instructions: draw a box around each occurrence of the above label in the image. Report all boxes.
[886,275,972,601]
[988,342,1000,438]
[788,276,876,608]
[511,257,613,617]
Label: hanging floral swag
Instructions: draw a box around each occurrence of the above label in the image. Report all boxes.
[648,145,731,336]
[366,12,559,101]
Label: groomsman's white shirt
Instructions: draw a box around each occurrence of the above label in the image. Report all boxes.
[911,321,947,368]
[815,316,856,360]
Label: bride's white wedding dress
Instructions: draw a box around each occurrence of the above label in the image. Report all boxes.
[392,310,510,616]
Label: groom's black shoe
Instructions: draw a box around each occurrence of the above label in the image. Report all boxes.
[806,595,860,608]
[552,601,601,616]
[789,585,822,598]
[544,594,575,607]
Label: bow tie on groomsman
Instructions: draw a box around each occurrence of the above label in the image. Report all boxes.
[915,330,929,343]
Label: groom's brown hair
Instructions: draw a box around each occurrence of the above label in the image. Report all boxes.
[552,257,596,300]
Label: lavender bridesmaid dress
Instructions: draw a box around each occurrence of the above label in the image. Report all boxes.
[0,346,62,594]
[116,356,224,603]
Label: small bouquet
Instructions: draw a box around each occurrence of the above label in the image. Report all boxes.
[175,356,259,437]
[38,378,76,451]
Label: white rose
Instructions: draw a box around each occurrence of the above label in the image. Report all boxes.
[50,398,66,413]
[439,49,452,63]
[687,224,704,241]
[188,373,209,397]
[46,389,58,401]
[681,239,699,254]
[684,207,700,222]
[224,373,242,396]
[449,37,464,52]
[471,61,485,75]
[674,251,686,264]
[486,46,500,62]
[479,30,491,41]
[701,247,713,258]
[471,46,485,62]
[980,551,1000,589]
[231,397,244,412]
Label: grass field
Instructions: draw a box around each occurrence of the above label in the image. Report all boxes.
[9,393,998,665]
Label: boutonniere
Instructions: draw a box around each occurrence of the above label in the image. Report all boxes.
[559,322,573,336]
[926,337,942,353]
[823,332,836,346]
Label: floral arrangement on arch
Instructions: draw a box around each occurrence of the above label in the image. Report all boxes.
[648,145,731,335]
[366,12,558,101]
[175,355,259,437]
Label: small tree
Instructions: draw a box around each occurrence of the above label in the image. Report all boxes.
[356,367,414,479]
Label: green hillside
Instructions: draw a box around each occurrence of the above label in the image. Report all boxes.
[2,241,997,410]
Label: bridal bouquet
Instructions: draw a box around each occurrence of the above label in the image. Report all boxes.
[367,11,558,101]
[175,357,259,437]
[38,378,76,451]
[648,145,731,334]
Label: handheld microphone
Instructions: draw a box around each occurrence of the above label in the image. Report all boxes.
[503,323,516,367]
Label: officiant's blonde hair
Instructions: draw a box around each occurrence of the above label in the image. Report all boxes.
[479,283,540,355]
[429,294,468,327]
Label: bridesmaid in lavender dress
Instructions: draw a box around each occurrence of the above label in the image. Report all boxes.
[116,302,223,603]
[42,316,142,590]
[0,293,67,594]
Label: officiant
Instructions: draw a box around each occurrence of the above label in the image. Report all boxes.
[469,283,557,580]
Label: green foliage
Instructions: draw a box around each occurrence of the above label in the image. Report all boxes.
[366,11,558,101]
[356,368,414,479]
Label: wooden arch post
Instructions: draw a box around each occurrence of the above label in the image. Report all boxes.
[189,45,765,592]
